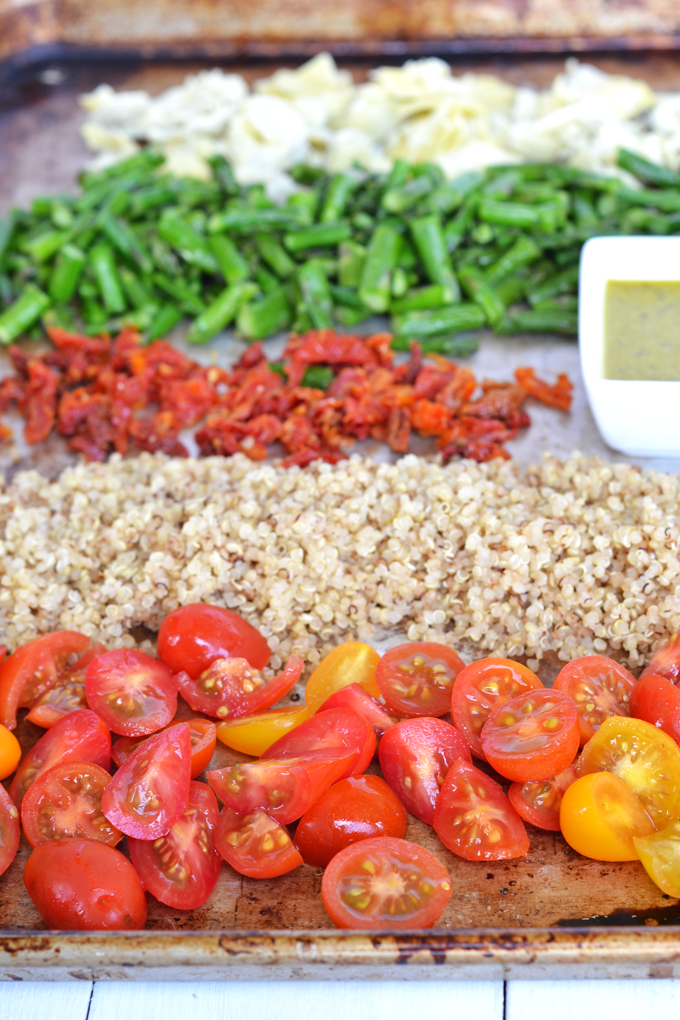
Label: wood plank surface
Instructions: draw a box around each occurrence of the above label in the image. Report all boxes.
[0,981,93,1020]
[87,979,504,1020]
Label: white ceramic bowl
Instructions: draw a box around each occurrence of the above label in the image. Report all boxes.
[579,235,680,457]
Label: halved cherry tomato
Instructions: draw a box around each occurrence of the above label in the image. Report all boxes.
[21,760,121,848]
[433,759,530,861]
[321,836,451,930]
[640,630,680,684]
[317,683,397,744]
[0,783,20,876]
[216,705,311,757]
[86,648,178,737]
[24,838,147,930]
[295,776,408,868]
[206,750,353,825]
[451,658,543,760]
[177,655,303,721]
[378,716,471,825]
[305,642,380,714]
[480,688,580,783]
[112,718,217,779]
[508,761,579,831]
[630,673,680,744]
[0,631,90,731]
[376,641,464,718]
[0,723,21,780]
[579,715,680,829]
[560,772,654,861]
[215,807,303,878]
[553,655,636,745]
[158,603,270,675]
[26,643,105,729]
[263,707,375,780]
[10,709,111,808]
[102,722,191,839]
[634,819,680,897]
[129,781,221,909]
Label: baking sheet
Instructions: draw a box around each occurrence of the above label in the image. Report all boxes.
[2,53,680,980]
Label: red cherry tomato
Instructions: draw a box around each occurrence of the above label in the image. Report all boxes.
[21,760,121,848]
[376,641,464,718]
[508,760,579,831]
[24,838,147,930]
[630,674,680,744]
[158,603,270,676]
[10,709,111,808]
[480,688,579,783]
[102,722,191,840]
[263,707,376,780]
[321,836,451,930]
[0,631,90,731]
[553,655,636,745]
[378,716,471,825]
[451,658,543,759]
[207,750,353,825]
[26,643,105,729]
[215,807,303,878]
[112,718,216,779]
[434,759,530,861]
[0,783,20,877]
[85,648,178,737]
[641,630,680,684]
[176,655,302,721]
[129,781,221,909]
[295,776,408,868]
[317,683,398,744]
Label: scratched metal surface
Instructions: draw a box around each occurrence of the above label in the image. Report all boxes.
[2,54,680,980]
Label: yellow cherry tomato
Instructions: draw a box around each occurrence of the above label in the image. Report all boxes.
[216,705,310,757]
[304,642,381,714]
[560,771,655,861]
[634,819,680,898]
[579,715,680,828]
[0,723,21,780]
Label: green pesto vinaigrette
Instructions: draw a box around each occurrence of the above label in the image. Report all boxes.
[603,280,680,380]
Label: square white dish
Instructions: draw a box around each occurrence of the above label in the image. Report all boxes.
[579,235,680,457]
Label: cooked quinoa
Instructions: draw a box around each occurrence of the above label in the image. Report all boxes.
[0,450,679,672]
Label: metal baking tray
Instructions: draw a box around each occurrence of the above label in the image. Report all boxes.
[3,46,680,981]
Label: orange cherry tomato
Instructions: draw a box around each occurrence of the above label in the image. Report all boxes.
[640,630,680,684]
[480,688,580,783]
[450,658,543,760]
[0,723,21,780]
[634,819,680,898]
[305,642,380,714]
[579,716,680,829]
[560,772,654,861]
[375,641,464,718]
[553,655,636,746]
[216,705,311,757]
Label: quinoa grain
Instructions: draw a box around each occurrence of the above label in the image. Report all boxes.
[0,450,679,670]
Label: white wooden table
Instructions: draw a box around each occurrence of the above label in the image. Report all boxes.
[2,979,680,1019]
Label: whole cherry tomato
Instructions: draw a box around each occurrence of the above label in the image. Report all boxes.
[85,648,178,737]
[21,760,121,848]
[263,707,376,780]
[375,642,464,718]
[560,772,654,862]
[0,631,90,730]
[451,658,543,759]
[379,716,471,825]
[158,604,270,675]
[304,642,380,714]
[553,655,636,745]
[480,688,580,783]
[434,759,529,861]
[215,807,303,879]
[321,837,451,930]
[630,673,680,744]
[24,838,147,930]
[295,776,408,868]
[177,655,302,721]
[216,706,310,757]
